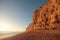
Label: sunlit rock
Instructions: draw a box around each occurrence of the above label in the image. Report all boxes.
[27,0,60,31]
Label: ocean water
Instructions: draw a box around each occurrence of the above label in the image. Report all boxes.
[0,31,21,40]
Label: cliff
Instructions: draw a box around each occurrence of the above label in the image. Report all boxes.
[3,0,60,40]
[26,0,60,31]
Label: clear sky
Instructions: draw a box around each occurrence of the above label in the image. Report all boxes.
[0,0,48,31]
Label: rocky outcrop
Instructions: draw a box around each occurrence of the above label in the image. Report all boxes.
[26,0,60,31]
[3,0,60,40]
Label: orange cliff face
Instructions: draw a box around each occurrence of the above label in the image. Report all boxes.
[3,0,60,40]
[26,0,60,31]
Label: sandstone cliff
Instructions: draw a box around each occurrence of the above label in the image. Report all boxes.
[26,0,60,31]
[3,0,60,40]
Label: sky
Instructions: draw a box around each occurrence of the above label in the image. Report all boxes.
[0,0,48,32]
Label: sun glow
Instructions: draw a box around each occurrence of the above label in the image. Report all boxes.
[0,22,23,32]
[0,23,10,31]
[0,17,24,32]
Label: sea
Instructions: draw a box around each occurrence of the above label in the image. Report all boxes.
[0,31,21,40]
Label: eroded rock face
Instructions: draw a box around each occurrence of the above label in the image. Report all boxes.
[26,0,60,31]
